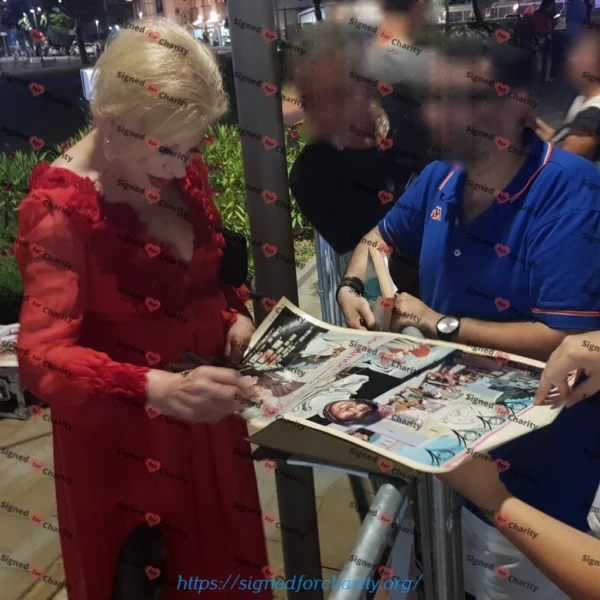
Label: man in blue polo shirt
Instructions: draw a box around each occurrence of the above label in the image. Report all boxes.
[337,34,600,599]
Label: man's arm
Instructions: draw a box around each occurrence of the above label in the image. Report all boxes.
[454,319,571,362]
[337,227,387,330]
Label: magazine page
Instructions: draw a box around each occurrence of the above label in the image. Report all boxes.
[244,299,570,473]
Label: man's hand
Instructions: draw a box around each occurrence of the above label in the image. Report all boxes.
[535,117,556,142]
[225,314,255,364]
[390,292,442,337]
[534,331,600,407]
[338,286,375,330]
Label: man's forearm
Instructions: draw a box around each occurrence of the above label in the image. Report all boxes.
[344,228,386,281]
[455,319,566,362]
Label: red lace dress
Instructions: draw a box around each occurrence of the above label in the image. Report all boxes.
[14,155,269,599]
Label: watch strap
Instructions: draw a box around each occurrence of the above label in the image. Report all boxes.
[336,276,364,300]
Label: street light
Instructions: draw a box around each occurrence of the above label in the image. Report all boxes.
[29,8,38,29]
[138,11,143,19]
[95,19,100,41]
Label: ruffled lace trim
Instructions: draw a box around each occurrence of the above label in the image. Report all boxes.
[27,155,226,312]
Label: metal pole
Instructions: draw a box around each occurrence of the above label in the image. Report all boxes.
[274,464,323,600]
[228,0,317,595]
[416,476,435,600]
[329,482,409,600]
[429,476,464,599]
[228,0,298,318]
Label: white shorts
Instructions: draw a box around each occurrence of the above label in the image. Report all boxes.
[461,508,570,600]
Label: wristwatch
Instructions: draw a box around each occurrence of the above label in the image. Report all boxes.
[436,315,460,342]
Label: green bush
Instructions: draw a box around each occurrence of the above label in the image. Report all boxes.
[0,123,309,322]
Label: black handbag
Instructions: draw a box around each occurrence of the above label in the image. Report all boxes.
[219,228,248,288]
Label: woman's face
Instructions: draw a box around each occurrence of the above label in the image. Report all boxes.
[329,400,372,422]
[107,122,207,191]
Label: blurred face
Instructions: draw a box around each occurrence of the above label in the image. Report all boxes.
[568,32,600,90]
[106,120,207,191]
[422,56,496,162]
[328,400,372,422]
[297,55,373,143]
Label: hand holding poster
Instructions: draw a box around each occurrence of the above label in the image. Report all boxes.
[240,299,573,478]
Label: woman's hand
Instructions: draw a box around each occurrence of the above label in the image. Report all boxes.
[225,314,255,364]
[146,366,258,423]
[535,331,600,407]
[437,453,511,514]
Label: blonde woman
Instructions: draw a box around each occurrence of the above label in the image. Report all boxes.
[14,19,268,599]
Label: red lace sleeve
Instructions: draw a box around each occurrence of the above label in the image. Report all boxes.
[14,189,149,409]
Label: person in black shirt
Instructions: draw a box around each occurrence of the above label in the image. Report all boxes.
[288,1,434,292]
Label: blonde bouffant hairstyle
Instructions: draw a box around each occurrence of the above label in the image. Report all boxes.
[91,18,228,154]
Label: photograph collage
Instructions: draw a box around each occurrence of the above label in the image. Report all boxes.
[240,304,544,468]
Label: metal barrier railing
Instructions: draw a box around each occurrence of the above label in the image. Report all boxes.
[312,233,465,600]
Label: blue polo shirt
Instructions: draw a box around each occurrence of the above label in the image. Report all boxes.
[378,130,600,530]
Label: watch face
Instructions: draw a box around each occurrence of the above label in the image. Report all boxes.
[438,316,460,335]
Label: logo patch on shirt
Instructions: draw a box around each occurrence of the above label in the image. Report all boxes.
[430,206,442,221]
